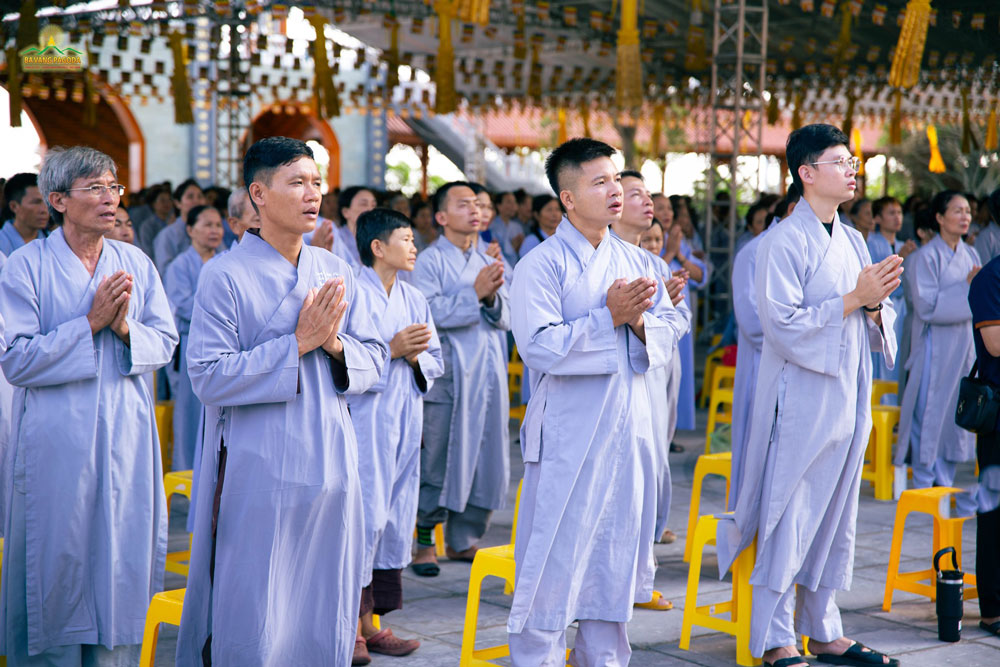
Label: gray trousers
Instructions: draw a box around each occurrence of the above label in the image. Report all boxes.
[750,584,843,656]
[4,487,142,667]
[417,401,492,552]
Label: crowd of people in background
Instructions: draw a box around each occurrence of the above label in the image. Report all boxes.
[0,127,997,667]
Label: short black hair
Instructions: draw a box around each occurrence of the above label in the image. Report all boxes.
[4,172,39,205]
[745,202,767,228]
[619,169,644,181]
[872,196,901,218]
[186,204,215,227]
[544,137,616,195]
[493,190,515,206]
[243,137,314,213]
[432,181,474,217]
[774,184,800,219]
[785,124,850,193]
[172,178,202,203]
[468,182,488,195]
[356,207,412,267]
[338,185,374,223]
[914,206,939,236]
[513,188,529,204]
[930,190,966,220]
[850,198,870,216]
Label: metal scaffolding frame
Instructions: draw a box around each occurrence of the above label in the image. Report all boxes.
[215,22,253,190]
[702,0,768,325]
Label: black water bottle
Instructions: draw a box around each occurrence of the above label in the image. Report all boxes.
[934,547,964,642]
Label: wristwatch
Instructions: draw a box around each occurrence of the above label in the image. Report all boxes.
[862,303,883,313]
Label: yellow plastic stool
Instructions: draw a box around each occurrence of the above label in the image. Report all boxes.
[155,400,174,472]
[461,481,543,665]
[882,487,978,612]
[871,379,898,406]
[163,470,194,576]
[679,513,760,666]
[705,387,735,454]
[862,406,899,501]
[699,346,726,408]
[139,588,185,667]
[684,453,732,562]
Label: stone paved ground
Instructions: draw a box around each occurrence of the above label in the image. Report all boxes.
[155,411,998,666]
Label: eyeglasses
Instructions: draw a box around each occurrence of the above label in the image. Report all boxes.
[809,156,861,173]
[65,184,126,197]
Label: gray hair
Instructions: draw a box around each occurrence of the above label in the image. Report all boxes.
[39,146,117,225]
[228,187,250,220]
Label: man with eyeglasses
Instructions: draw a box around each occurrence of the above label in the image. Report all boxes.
[0,147,178,664]
[717,125,903,667]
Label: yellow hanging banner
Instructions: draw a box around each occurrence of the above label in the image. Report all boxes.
[927,125,946,173]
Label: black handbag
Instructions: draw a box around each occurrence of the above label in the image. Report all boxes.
[955,361,1000,434]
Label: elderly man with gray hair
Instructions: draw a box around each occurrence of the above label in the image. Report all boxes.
[0,146,178,665]
[226,187,259,245]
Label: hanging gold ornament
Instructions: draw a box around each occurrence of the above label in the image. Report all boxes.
[851,127,865,176]
[842,89,856,139]
[889,88,902,144]
[308,15,340,118]
[889,0,931,89]
[985,102,998,153]
[926,125,946,173]
[168,31,194,124]
[616,0,642,110]
[557,105,568,144]
[434,0,458,114]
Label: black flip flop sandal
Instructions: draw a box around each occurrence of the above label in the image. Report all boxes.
[764,658,809,667]
[981,620,1000,636]
[815,641,899,667]
[410,562,440,577]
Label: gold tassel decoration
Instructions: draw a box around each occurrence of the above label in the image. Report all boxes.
[889,0,931,89]
[385,16,400,92]
[615,0,642,111]
[457,0,491,26]
[791,90,803,130]
[580,99,591,137]
[308,15,340,117]
[434,0,458,114]
[889,88,902,144]
[16,0,39,53]
[833,1,853,71]
[960,87,974,153]
[6,47,22,127]
[557,105,568,144]
[986,104,998,153]
[527,39,542,101]
[851,127,865,176]
[83,38,97,127]
[168,31,194,124]
[766,93,780,125]
[927,125,946,173]
[842,89,856,139]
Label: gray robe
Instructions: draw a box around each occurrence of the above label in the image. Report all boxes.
[411,235,511,513]
[895,236,978,467]
[717,199,896,595]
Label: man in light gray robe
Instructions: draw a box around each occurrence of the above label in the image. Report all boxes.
[508,139,687,666]
[717,125,901,667]
[410,182,510,568]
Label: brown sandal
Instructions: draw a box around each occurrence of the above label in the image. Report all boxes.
[351,637,371,665]
[366,628,420,657]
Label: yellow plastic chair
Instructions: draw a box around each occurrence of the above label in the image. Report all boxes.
[163,470,193,575]
[684,453,732,562]
[679,513,760,666]
[882,487,978,612]
[862,406,899,501]
[155,400,174,472]
[699,345,726,408]
[870,379,898,406]
[704,387,735,454]
[139,588,185,667]
[460,481,541,666]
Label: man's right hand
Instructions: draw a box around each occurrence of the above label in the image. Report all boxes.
[294,279,343,356]
[606,277,657,328]
[474,262,505,303]
[852,255,904,308]
[310,219,334,252]
[390,323,432,360]
[87,271,132,335]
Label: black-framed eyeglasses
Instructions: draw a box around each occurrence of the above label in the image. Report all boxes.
[65,184,126,197]
[809,156,861,173]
